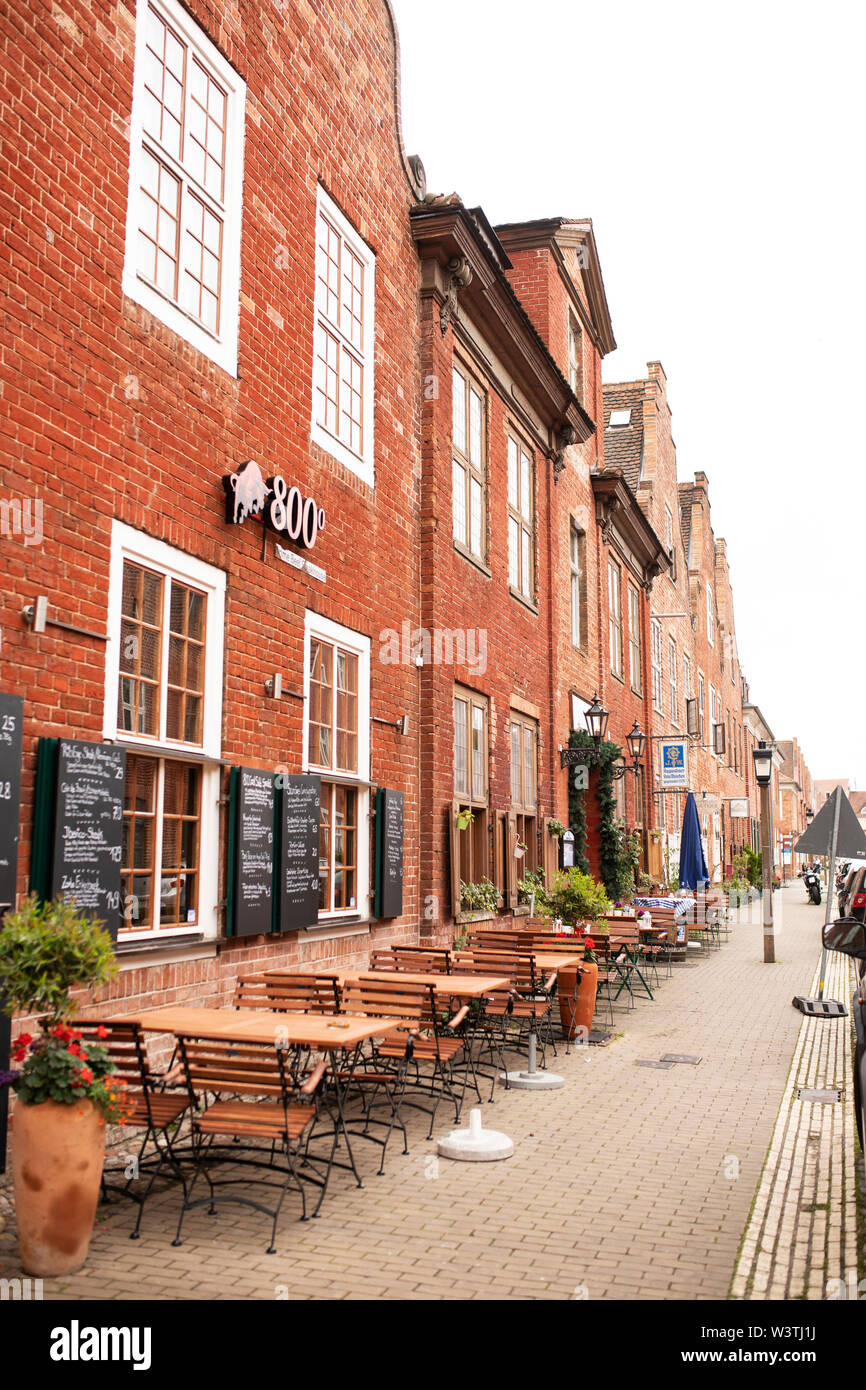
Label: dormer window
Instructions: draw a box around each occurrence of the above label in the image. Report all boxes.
[609,409,631,427]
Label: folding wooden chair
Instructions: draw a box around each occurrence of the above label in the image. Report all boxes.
[236,973,341,1013]
[171,1034,327,1253]
[74,1018,191,1240]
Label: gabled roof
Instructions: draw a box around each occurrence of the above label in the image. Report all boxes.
[411,200,595,444]
[494,217,616,356]
[602,382,644,490]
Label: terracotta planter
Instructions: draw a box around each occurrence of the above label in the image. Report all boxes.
[12,1098,106,1276]
[558,961,599,1040]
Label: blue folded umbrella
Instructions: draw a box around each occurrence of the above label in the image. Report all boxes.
[679,791,709,891]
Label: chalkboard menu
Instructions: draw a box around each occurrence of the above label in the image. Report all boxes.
[0,693,23,914]
[278,774,320,932]
[233,767,275,937]
[375,788,404,919]
[50,739,126,941]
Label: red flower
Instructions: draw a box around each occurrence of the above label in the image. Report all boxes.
[79,1067,93,1084]
[584,937,595,950]
[16,1032,34,1049]
[95,1026,109,1040]
[11,1047,26,1064]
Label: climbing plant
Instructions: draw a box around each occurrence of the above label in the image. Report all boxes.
[567,728,627,897]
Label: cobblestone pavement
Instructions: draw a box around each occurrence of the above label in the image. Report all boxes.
[0,885,845,1301]
[730,938,858,1300]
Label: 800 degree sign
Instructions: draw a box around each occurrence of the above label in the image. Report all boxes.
[222,458,325,550]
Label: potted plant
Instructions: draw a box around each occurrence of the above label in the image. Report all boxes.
[534,869,610,1039]
[516,868,545,912]
[0,896,125,1276]
[455,808,474,832]
[458,877,499,918]
[547,819,566,839]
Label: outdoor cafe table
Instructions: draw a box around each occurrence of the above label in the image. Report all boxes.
[269,968,512,999]
[100,1006,415,1207]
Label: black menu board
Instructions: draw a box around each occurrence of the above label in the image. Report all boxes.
[375,788,403,919]
[233,767,275,937]
[0,693,23,913]
[50,739,126,941]
[278,774,320,932]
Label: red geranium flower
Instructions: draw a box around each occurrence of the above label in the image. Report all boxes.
[96,1026,109,1040]
[79,1067,93,1084]
[584,937,595,950]
[16,1032,34,1049]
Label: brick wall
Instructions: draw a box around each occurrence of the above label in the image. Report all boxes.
[0,0,424,1013]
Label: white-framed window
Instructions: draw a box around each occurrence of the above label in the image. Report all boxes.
[650,617,663,711]
[568,316,582,400]
[628,585,642,694]
[698,673,706,745]
[706,581,714,646]
[570,524,585,648]
[669,637,678,724]
[454,687,490,885]
[609,560,623,679]
[452,363,486,560]
[510,712,538,874]
[709,684,719,753]
[303,612,371,918]
[311,185,376,486]
[507,434,535,602]
[103,522,226,941]
[683,653,692,702]
[122,0,245,376]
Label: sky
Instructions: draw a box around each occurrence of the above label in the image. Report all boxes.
[390,0,866,790]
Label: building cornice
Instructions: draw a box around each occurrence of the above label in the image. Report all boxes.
[591,470,670,584]
[411,203,595,447]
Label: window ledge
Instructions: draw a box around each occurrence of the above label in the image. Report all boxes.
[509,587,538,615]
[456,910,497,925]
[116,933,216,969]
[453,542,491,578]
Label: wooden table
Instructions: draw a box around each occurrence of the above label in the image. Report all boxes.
[101,1005,409,1210]
[267,969,512,1000]
[115,1005,409,1048]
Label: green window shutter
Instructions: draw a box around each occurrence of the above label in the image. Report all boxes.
[225,766,239,937]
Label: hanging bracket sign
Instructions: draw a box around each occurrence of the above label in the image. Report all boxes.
[660,739,689,789]
[222,459,325,550]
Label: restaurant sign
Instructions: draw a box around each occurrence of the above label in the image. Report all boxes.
[222,459,325,550]
[660,739,689,789]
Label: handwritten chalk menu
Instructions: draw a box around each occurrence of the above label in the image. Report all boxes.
[0,694,23,914]
[375,788,403,919]
[50,740,126,941]
[278,775,320,932]
[233,768,275,936]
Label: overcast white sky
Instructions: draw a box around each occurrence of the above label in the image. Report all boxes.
[390,0,866,791]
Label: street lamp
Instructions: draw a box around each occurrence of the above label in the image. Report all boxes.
[752,740,775,964]
[584,693,609,751]
[625,722,647,765]
[753,742,774,787]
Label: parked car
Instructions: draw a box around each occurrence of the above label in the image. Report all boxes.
[838,863,866,918]
[824,913,866,1148]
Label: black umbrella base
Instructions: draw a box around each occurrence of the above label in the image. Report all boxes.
[792,995,848,1018]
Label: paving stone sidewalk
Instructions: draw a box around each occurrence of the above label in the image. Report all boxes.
[0,885,845,1300]
[730,940,858,1300]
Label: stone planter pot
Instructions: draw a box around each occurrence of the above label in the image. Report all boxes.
[558,961,598,1041]
[13,1098,106,1276]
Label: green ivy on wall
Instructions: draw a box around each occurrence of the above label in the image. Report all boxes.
[567,728,625,896]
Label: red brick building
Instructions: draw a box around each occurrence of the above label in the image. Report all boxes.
[0,0,427,1009]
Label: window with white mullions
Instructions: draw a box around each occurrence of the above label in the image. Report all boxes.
[510,713,538,874]
[303,612,371,920]
[311,187,375,484]
[651,617,663,712]
[669,637,678,724]
[507,435,535,601]
[124,0,244,372]
[629,585,642,694]
[105,525,225,941]
[454,688,489,884]
[452,365,486,561]
[609,560,623,679]
[570,524,586,648]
